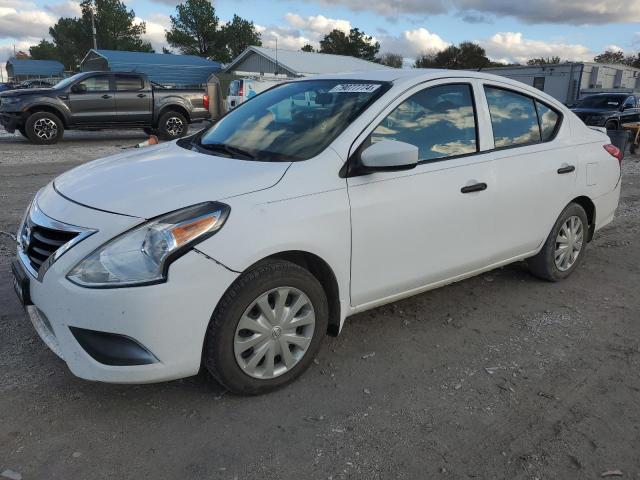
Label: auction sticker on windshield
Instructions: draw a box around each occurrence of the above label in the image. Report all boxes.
[329,84,381,93]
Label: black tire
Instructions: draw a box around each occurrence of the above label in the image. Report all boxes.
[204,260,328,395]
[630,144,637,155]
[605,120,618,131]
[527,203,589,282]
[25,111,64,145]
[157,111,188,140]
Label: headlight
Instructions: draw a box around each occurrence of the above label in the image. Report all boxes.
[67,202,230,288]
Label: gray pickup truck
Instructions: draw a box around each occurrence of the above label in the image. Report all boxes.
[0,71,210,144]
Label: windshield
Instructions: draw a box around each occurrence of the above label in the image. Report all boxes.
[198,80,389,161]
[575,95,626,109]
[53,73,87,90]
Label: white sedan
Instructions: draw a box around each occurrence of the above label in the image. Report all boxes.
[12,70,622,394]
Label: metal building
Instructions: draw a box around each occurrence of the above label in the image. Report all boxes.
[482,62,640,105]
[80,49,222,86]
[5,58,64,82]
[225,46,392,78]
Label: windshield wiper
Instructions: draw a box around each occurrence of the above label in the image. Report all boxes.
[197,142,255,160]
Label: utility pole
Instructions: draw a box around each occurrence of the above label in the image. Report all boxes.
[91,0,98,50]
[275,37,278,77]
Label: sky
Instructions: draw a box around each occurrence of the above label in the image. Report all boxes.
[1,0,640,80]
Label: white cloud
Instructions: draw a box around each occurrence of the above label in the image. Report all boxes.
[135,13,170,52]
[315,0,640,24]
[0,5,57,40]
[284,13,351,34]
[375,27,450,63]
[479,32,593,64]
[44,0,81,18]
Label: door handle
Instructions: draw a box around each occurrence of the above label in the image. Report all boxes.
[137,93,146,98]
[557,165,575,174]
[101,94,112,99]
[461,182,487,194]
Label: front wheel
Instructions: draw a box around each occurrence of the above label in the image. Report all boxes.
[157,111,188,140]
[204,260,328,395]
[25,111,64,145]
[527,203,589,281]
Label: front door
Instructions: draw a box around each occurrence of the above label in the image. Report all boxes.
[348,81,498,307]
[114,74,152,123]
[69,74,116,124]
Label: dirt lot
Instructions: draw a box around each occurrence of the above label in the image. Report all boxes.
[1,129,639,480]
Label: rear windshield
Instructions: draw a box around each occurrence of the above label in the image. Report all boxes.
[575,95,626,109]
[199,80,389,161]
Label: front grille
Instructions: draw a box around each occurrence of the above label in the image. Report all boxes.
[23,223,79,273]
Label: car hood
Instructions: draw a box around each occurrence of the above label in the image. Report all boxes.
[54,142,291,218]
[571,108,616,115]
[0,87,54,97]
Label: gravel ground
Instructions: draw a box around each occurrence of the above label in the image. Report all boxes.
[1,129,639,480]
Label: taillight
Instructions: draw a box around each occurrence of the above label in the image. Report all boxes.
[238,82,244,98]
[603,144,622,164]
[203,94,209,110]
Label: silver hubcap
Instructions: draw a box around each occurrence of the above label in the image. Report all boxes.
[33,118,57,140]
[554,215,584,271]
[165,116,184,136]
[234,287,315,379]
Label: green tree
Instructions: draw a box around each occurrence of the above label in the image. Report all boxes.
[221,14,261,61]
[527,56,562,65]
[166,0,260,61]
[29,40,60,61]
[594,50,626,64]
[319,28,380,61]
[377,52,403,68]
[301,44,315,52]
[48,0,152,70]
[414,42,491,70]
[82,0,152,52]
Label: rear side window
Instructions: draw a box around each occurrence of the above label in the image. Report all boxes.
[536,101,560,141]
[78,75,110,92]
[371,83,478,162]
[485,87,540,148]
[229,80,240,96]
[116,76,144,91]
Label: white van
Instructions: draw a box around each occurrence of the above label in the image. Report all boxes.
[226,78,283,110]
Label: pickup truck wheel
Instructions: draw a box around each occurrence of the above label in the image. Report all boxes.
[25,112,63,145]
[157,111,188,140]
[605,120,618,130]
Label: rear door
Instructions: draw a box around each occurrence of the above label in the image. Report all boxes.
[114,74,152,123]
[479,83,576,258]
[68,74,116,124]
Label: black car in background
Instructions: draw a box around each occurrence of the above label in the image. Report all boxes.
[0,71,210,144]
[571,93,640,130]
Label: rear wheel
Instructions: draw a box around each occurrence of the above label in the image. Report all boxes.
[157,111,188,140]
[605,120,618,131]
[25,111,64,145]
[527,203,588,281]
[204,260,328,395]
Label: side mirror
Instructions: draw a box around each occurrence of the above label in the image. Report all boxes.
[71,83,87,94]
[360,140,419,172]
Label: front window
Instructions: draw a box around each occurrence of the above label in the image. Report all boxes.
[53,73,86,90]
[198,80,389,161]
[575,95,626,109]
[370,83,478,162]
[78,75,111,92]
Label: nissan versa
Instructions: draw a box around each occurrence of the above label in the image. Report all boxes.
[12,71,622,394]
